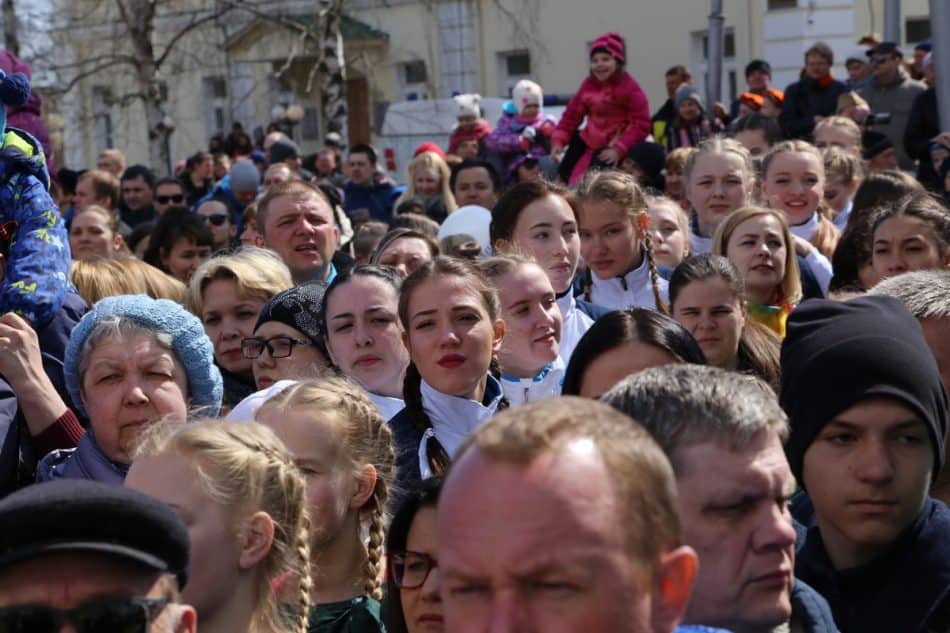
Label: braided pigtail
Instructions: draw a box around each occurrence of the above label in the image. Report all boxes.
[292,495,313,633]
[638,209,667,314]
[583,266,593,303]
[489,356,510,411]
[361,479,387,600]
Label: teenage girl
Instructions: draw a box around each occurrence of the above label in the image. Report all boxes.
[489,179,605,364]
[682,137,756,255]
[561,307,706,398]
[552,32,651,184]
[126,419,311,633]
[320,265,411,421]
[669,253,782,391]
[480,255,564,405]
[870,191,950,281]
[575,170,668,312]
[390,256,507,489]
[646,194,691,270]
[393,152,457,223]
[712,206,803,337]
[760,140,838,293]
[822,146,864,230]
[369,228,440,280]
[256,379,394,633]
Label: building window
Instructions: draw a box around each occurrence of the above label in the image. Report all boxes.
[691,28,738,105]
[497,50,531,97]
[398,60,429,100]
[91,86,113,152]
[906,17,931,44]
[202,76,228,137]
[301,106,319,140]
[767,0,797,9]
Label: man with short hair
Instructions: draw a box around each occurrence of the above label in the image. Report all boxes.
[182,151,213,206]
[75,169,120,212]
[858,42,926,170]
[342,143,396,222]
[152,177,186,215]
[438,397,702,633]
[780,42,849,139]
[730,60,773,120]
[120,164,157,227]
[268,138,315,182]
[196,198,236,252]
[904,53,948,191]
[0,479,196,633]
[603,365,838,633]
[652,65,692,148]
[781,296,950,633]
[844,51,870,89]
[450,159,500,209]
[258,180,341,284]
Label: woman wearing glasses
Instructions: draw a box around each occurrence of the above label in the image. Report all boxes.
[385,478,443,633]
[243,281,334,390]
[187,248,293,409]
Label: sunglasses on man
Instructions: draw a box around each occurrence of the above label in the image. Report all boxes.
[155,194,185,205]
[869,55,892,65]
[0,596,169,633]
[201,213,229,226]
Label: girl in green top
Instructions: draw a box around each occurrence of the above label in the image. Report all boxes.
[258,378,395,633]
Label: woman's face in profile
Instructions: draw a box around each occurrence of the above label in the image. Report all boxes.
[579,341,679,398]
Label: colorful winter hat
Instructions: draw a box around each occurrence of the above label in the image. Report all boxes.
[590,32,626,64]
[511,80,542,116]
[0,68,30,133]
[454,93,481,119]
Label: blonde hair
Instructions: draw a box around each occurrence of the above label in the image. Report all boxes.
[97,149,126,176]
[133,419,312,633]
[646,195,690,247]
[71,258,186,306]
[186,247,293,316]
[762,140,840,258]
[74,204,121,236]
[823,145,863,184]
[814,116,862,149]
[574,170,666,312]
[665,147,695,176]
[257,379,395,601]
[712,206,803,305]
[684,136,756,189]
[394,152,457,215]
[79,170,121,208]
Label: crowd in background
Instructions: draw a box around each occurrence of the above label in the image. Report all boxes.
[0,28,948,633]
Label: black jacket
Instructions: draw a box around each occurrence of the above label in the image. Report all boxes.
[796,498,950,633]
[904,87,941,191]
[780,77,849,139]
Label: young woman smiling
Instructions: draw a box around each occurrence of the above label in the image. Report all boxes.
[389,257,507,490]
[712,207,803,338]
[480,255,563,406]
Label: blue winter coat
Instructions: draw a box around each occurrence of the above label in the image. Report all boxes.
[37,431,128,485]
[342,178,397,223]
[0,128,72,327]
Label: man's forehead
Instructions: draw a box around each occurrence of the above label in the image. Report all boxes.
[676,434,794,494]
[272,193,333,217]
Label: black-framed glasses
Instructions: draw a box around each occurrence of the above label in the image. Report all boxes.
[389,550,438,589]
[155,194,185,205]
[201,213,229,226]
[0,596,169,633]
[242,335,312,359]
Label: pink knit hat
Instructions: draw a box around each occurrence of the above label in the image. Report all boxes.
[590,32,625,64]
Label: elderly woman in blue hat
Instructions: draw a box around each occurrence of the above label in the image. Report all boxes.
[37,294,222,484]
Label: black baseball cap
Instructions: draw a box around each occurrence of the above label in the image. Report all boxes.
[867,41,903,57]
[0,480,190,587]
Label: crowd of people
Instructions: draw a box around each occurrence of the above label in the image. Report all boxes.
[0,28,948,633]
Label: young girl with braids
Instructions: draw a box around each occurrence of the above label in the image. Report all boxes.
[389,256,507,493]
[575,169,668,312]
[256,379,395,633]
[126,419,312,633]
[479,254,564,406]
[760,139,838,294]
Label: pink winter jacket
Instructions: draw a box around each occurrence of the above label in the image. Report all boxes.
[552,71,651,155]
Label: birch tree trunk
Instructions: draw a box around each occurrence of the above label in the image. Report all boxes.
[2,0,19,57]
[318,0,347,145]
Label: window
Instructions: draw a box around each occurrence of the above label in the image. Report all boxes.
[202,76,228,137]
[301,106,319,140]
[497,50,531,97]
[397,60,429,100]
[906,18,931,44]
[767,0,797,9]
[91,86,113,152]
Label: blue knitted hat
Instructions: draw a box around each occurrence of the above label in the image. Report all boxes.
[64,295,223,417]
[0,68,31,133]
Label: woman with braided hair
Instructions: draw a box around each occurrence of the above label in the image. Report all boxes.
[256,378,394,633]
[126,418,312,633]
[575,169,669,312]
[389,256,507,497]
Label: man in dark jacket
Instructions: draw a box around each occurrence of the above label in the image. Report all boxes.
[604,365,839,633]
[782,296,950,633]
[904,53,947,191]
[342,144,396,223]
[780,42,849,140]
[652,65,692,149]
